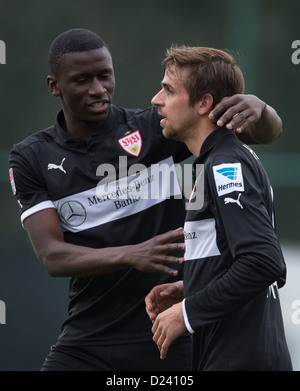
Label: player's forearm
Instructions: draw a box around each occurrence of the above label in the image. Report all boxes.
[184,247,286,332]
[38,241,130,277]
[35,230,185,278]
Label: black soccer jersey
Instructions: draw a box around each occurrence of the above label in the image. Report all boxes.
[9,105,190,345]
[182,126,292,371]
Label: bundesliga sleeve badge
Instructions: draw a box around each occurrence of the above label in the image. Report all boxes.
[118,130,142,157]
[9,168,16,195]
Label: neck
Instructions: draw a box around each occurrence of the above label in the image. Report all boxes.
[185,117,216,157]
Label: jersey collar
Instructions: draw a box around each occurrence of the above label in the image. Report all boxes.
[196,126,235,163]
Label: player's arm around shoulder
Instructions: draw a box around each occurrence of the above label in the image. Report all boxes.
[237,100,283,145]
[209,94,282,144]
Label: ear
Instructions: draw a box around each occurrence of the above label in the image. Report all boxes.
[47,75,61,97]
[198,94,213,116]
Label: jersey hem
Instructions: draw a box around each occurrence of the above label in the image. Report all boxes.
[56,334,191,347]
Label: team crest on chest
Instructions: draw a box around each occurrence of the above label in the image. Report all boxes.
[118,130,142,157]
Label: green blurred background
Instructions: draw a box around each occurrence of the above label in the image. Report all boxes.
[0,0,299,371]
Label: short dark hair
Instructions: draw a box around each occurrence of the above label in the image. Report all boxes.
[163,45,245,107]
[48,28,109,76]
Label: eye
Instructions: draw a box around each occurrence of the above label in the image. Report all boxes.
[74,76,88,84]
[162,84,174,95]
[99,70,113,80]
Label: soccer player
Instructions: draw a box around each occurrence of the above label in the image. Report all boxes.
[9,29,284,371]
[146,45,293,371]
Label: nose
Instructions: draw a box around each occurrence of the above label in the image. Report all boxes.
[89,77,107,96]
[151,89,163,107]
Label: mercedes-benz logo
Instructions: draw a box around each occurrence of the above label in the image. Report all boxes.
[59,201,87,228]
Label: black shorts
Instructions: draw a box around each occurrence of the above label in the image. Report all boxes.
[40,337,192,371]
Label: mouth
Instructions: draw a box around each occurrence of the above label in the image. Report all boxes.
[158,111,167,127]
[88,100,110,113]
[160,118,167,127]
[91,102,105,108]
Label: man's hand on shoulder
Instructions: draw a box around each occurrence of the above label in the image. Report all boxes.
[209,94,282,144]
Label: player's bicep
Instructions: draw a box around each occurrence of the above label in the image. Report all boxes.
[24,208,65,264]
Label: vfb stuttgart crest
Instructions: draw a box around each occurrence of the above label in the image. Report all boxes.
[118,130,142,157]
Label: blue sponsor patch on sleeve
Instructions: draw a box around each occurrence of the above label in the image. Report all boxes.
[212,163,244,196]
